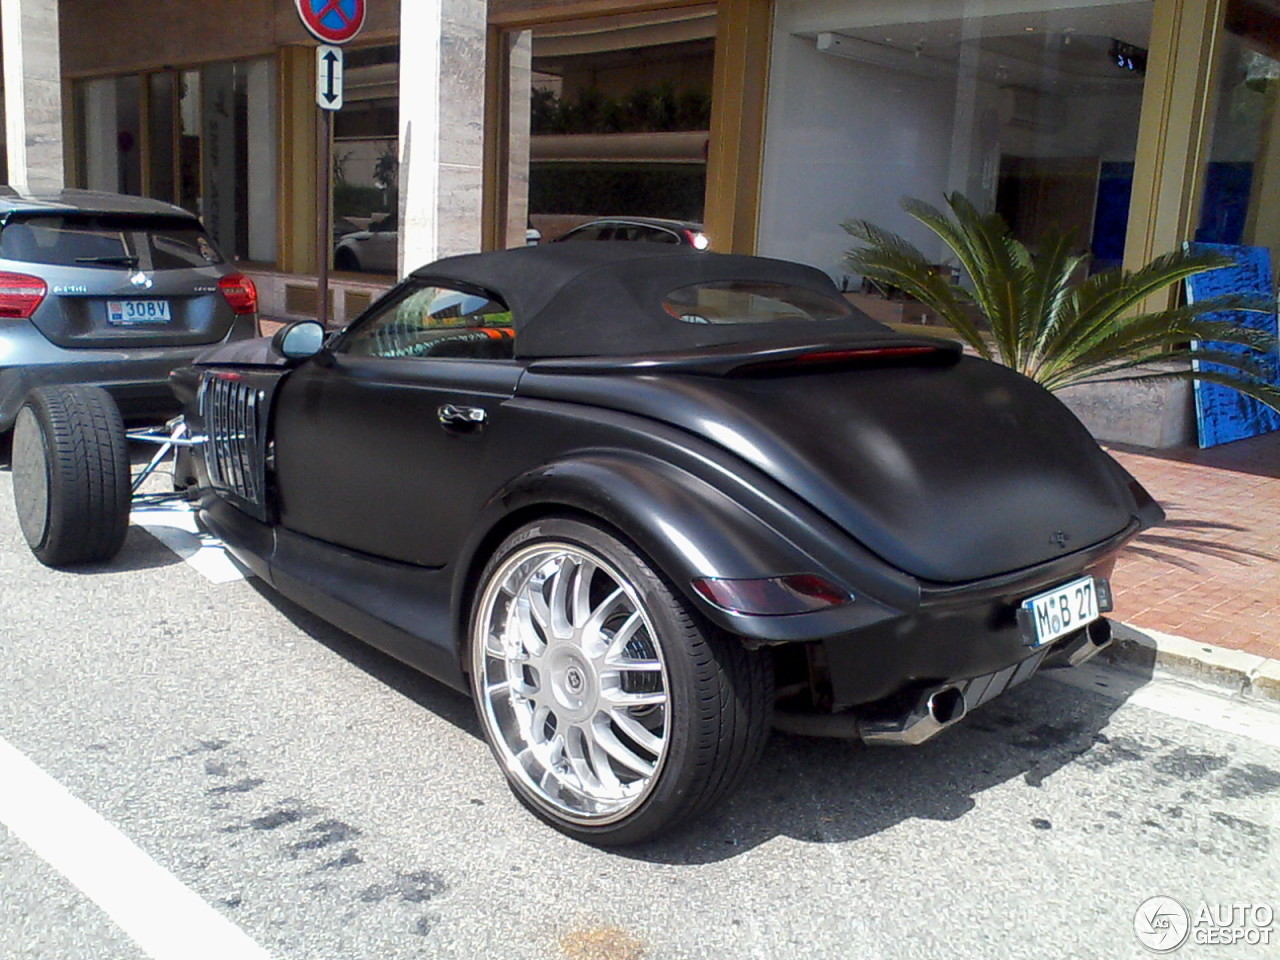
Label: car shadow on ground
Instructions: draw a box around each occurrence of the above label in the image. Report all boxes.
[245,576,1153,862]
[62,524,189,574]
[246,579,483,738]
[626,667,1147,864]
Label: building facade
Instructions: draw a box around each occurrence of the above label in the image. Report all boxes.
[2,0,1276,339]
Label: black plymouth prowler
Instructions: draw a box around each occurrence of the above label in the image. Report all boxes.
[9,244,1163,844]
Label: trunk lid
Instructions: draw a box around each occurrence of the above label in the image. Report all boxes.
[525,353,1138,583]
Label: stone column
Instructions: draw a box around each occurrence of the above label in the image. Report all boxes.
[397,0,487,276]
[2,0,65,194]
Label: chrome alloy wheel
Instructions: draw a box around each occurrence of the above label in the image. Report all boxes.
[473,541,671,825]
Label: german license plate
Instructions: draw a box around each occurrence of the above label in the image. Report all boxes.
[1020,575,1101,647]
[107,299,171,324]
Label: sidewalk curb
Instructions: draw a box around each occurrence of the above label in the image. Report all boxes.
[1105,622,1280,705]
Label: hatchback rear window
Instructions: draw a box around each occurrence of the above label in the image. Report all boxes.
[662,280,853,325]
[0,214,224,270]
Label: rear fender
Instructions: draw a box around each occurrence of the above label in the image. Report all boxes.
[454,451,905,649]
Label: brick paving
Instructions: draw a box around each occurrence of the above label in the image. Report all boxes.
[1107,430,1280,662]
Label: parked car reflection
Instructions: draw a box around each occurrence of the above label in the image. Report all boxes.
[334,218,543,275]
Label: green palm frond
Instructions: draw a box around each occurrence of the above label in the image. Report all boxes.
[843,218,990,356]
[843,193,1280,414]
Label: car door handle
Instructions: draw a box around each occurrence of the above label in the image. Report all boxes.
[438,404,487,429]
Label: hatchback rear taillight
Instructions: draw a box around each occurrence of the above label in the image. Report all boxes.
[218,273,258,315]
[0,272,48,318]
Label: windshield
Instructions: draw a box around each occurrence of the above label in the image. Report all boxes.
[0,214,224,270]
[662,280,853,325]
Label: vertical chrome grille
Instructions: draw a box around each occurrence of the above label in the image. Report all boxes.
[199,374,266,512]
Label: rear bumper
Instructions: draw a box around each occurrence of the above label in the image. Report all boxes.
[817,550,1123,709]
[0,314,257,431]
[776,617,1115,742]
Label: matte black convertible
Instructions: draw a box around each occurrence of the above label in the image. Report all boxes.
[10,244,1163,844]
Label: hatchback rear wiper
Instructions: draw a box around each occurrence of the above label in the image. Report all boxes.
[75,255,140,267]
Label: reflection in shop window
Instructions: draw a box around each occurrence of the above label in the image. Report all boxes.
[1197,0,1280,264]
[332,44,400,275]
[508,8,716,244]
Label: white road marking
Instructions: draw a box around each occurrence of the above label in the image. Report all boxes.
[130,501,251,584]
[1049,662,1280,746]
[0,736,276,960]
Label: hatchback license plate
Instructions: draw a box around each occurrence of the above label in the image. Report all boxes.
[1021,576,1100,647]
[107,299,171,324]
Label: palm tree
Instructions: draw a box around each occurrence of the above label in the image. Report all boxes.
[843,193,1280,411]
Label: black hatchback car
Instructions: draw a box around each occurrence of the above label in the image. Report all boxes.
[0,188,258,433]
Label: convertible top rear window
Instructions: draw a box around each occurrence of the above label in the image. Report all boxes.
[663,281,853,326]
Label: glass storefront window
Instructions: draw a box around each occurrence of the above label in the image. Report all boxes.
[1197,0,1280,267]
[178,70,201,216]
[74,58,276,265]
[497,8,716,246]
[79,76,141,196]
[332,44,400,275]
[759,0,1154,285]
[147,71,177,204]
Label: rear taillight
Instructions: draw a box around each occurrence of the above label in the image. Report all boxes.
[218,273,258,315]
[692,574,851,616]
[0,272,48,318]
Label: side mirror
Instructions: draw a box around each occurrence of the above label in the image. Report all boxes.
[271,320,326,362]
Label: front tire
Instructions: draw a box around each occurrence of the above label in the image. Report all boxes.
[469,517,773,845]
[11,385,130,566]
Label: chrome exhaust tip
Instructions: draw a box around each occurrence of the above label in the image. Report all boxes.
[857,683,968,746]
[1043,617,1115,670]
[926,685,967,726]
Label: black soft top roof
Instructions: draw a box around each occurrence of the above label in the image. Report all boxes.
[410,244,889,359]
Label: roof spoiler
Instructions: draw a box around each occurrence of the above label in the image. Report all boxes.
[527,335,963,376]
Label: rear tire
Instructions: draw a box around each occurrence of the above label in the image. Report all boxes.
[333,247,360,272]
[11,385,130,566]
[469,517,774,845]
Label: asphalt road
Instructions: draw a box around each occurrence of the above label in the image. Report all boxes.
[0,459,1277,960]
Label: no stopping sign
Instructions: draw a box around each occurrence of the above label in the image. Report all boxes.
[295,0,366,45]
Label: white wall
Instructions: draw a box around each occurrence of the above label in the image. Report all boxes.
[758,1,1150,281]
[757,27,958,281]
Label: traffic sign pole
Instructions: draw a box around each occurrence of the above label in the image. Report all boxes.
[313,45,343,327]
[296,1,365,328]
[316,106,332,327]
